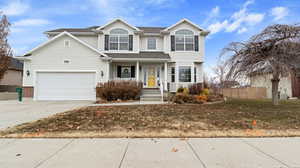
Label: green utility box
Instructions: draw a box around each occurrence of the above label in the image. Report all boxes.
[16,88,23,102]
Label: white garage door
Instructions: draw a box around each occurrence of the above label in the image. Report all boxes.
[36,72,96,100]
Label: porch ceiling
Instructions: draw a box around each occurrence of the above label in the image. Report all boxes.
[105,52,170,61]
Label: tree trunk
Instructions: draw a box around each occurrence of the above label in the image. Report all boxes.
[271,78,280,105]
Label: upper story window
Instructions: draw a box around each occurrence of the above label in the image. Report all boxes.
[175,29,194,51]
[147,37,156,50]
[109,28,129,50]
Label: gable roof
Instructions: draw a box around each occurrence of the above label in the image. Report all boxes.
[45,27,97,33]
[163,18,207,32]
[44,19,208,35]
[25,31,107,57]
[97,18,140,31]
[137,27,166,34]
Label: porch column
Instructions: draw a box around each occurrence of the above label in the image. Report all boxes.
[136,61,139,81]
[106,61,110,82]
[164,62,168,91]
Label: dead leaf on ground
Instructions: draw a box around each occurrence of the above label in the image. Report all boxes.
[171,147,179,152]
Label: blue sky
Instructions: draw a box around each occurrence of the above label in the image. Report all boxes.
[1,0,299,75]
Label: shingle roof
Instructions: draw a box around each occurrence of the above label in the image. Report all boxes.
[105,52,170,59]
[46,26,166,34]
[136,27,166,34]
[9,57,23,71]
[46,27,95,33]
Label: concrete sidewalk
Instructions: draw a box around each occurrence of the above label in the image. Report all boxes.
[0,138,299,168]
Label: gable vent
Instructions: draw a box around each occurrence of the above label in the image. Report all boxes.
[64,40,70,47]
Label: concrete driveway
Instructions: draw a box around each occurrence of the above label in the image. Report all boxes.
[0,138,299,168]
[0,99,92,130]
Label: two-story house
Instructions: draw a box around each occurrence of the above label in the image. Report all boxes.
[17,19,209,100]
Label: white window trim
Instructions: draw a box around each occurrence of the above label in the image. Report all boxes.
[178,66,192,83]
[147,37,156,50]
[109,35,129,51]
[175,35,194,51]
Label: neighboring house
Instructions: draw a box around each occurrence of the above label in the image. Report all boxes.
[0,57,23,92]
[250,71,300,99]
[16,18,209,100]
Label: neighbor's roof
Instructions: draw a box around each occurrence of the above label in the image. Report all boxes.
[46,26,167,34]
[105,52,170,60]
[9,57,23,71]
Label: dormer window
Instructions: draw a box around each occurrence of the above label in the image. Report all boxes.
[109,28,129,50]
[175,29,194,51]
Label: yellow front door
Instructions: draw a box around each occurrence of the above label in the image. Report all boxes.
[147,67,156,87]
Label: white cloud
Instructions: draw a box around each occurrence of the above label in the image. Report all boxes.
[88,0,185,24]
[244,13,265,24]
[202,6,220,26]
[13,19,50,27]
[270,7,289,21]
[0,0,30,16]
[208,20,228,34]
[238,27,248,34]
[208,0,264,34]
[210,6,220,18]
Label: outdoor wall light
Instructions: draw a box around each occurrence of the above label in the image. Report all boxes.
[26,70,30,77]
[101,71,104,78]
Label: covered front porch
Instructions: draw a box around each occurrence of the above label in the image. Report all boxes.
[105,52,170,91]
[108,60,168,90]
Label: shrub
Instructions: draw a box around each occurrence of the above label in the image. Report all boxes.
[177,87,184,93]
[177,87,189,94]
[188,83,203,95]
[96,80,143,101]
[172,93,203,104]
[196,95,208,102]
[201,88,210,96]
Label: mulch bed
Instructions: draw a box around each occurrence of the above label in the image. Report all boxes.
[1,99,300,138]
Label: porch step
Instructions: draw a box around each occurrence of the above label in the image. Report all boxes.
[142,88,161,94]
[141,89,162,101]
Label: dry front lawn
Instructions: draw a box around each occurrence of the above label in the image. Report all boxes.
[1,99,300,138]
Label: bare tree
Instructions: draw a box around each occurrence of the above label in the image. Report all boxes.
[0,13,12,81]
[212,60,227,88]
[222,24,300,105]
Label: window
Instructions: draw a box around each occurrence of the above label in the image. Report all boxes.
[175,29,194,51]
[147,37,156,50]
[109,28,129,50]
[171,67,175,83]
[117,66,135,78]
[179,66,191,82]
[121,66,131,78]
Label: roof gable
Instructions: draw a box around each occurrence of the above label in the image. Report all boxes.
[163,19,206,32]
[25,31,107,57]
[97,18,140,31]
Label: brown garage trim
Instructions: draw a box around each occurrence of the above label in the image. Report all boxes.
[23,86,34,97]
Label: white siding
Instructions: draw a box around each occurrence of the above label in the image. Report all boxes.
[23,35,108,87]
[76,35,98,49]
[250,74,293,99]
[140,36,164,51]
[98,20,139,53]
